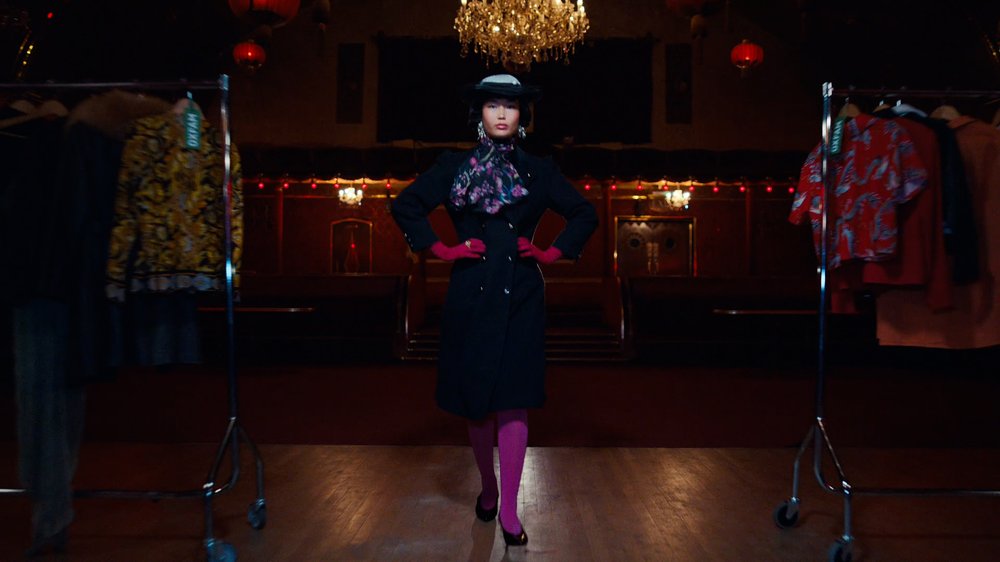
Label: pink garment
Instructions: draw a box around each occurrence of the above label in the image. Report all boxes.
[467,417,498,509]
[877,116,1000,348]
[431,239,485,261]
[517,237,562,264]
[497,409,528,535]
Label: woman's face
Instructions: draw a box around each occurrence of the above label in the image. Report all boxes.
[481,97,520,140]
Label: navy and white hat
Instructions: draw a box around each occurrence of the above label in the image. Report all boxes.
[460,74,542,105]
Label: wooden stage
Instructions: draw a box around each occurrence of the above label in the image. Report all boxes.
[1,444,998,561]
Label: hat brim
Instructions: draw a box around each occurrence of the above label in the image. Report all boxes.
[460,82,542,104]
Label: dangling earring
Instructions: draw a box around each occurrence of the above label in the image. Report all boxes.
[517,125,527,139]
[477,121,487,141]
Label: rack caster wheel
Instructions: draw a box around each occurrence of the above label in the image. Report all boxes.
[827,539,853,562]
[248,499,267,530]
[772,500,799,528]
[206,541,237,562]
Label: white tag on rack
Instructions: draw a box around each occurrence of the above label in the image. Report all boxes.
[830,117,846,156]
[183,97,202,150]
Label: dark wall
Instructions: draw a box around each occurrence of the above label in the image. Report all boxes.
[241,184,814,282]
[376,37,653,144]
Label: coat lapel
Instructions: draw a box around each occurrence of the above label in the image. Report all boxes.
[503,147,539,227]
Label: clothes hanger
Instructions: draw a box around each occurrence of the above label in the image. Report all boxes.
[930,104,960,121]
[8,98,35,114]
[172,91,201,115]
[837,97,860,118]
[891,99,928,118]
[0,98,68,130]
[68,89,175,140]
[171,97,190,115]
[33,99,68,118]
[0,112,45,130]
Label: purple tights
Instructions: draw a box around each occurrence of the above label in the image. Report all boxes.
[467,409,528,534]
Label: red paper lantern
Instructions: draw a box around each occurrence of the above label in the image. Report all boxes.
[233,40,267,72]
[730,39,764,76]
[229,0,300,28]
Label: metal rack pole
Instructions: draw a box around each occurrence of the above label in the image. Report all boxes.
[0,75,265,562]
[773,82,1000,562]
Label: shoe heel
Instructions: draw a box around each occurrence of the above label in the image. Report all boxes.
[499,516,528,546]
[475,494,498,522]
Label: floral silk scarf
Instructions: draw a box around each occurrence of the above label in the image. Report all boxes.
[449,136,528,215]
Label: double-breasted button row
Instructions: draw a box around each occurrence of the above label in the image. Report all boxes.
[478,286,511,295]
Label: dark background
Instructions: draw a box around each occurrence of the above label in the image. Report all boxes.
[2,1,999,140]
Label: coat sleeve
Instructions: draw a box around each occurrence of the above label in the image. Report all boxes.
[390,151,460,252]
[545,160,598,260]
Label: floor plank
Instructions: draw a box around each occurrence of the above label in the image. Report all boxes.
[1,444,998,561]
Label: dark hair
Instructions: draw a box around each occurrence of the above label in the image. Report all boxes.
[467,97,533,128]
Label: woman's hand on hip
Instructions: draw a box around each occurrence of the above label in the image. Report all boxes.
[430,239,486,261]
[517,237,562,264]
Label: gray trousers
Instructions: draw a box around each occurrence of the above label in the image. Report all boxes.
[13,298,86,539]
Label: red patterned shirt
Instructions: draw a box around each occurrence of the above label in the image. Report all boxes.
[790,114,928,268]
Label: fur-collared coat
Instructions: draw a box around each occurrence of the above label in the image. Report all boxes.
[392,147,598,420]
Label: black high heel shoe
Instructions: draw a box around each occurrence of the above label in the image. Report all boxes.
[498,516,528,547]
[475,494,498,522]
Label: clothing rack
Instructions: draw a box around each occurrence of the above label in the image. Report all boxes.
[772,82,1000,562]
[0,75,263,562]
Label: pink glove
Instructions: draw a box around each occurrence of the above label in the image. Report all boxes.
[430,239,486,261]
[518,237,562,264]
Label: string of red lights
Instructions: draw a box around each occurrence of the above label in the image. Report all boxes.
[246,176,799,195]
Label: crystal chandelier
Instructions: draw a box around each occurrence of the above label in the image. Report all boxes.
[454,0,590,68]
[652,188,691,210]
[666,188,691,210]
[338,185,364,206]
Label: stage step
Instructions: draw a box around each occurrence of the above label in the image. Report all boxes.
[401,329,626,362]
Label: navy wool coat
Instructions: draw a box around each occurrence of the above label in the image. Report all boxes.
[391,147,598,420]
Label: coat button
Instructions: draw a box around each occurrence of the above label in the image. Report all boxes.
[479,285,484,292]
[507,255,513,262]
[507,222,514,230]
[481,255,487,261]
[503,287,510,294]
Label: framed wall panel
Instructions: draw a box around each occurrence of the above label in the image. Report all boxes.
[330,218,373,274]
[614,216,695,277]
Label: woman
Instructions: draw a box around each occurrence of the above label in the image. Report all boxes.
[391,74,598,546]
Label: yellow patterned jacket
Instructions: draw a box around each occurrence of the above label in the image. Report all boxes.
[106,110,242,301]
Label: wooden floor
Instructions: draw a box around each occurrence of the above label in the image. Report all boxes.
[1,444,998,561]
